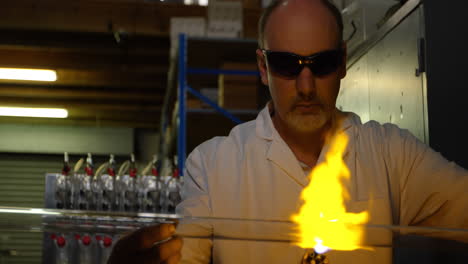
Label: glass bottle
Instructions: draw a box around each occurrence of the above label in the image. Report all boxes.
[98,155,117,211]
[165,156,182,214]
[122,154,138,212]
[145,155,163,213]
[52,233,70,264]
[55,152,71,209]
[78,153,94,210]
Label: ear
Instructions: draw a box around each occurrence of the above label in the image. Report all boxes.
[338,42,347,79]
[256,49,269,86]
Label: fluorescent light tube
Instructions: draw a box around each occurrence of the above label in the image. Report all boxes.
[0,107,68,118]
[0,68,57,82]
[0,207,60,215]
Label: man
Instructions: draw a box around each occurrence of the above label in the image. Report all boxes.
[108,0,468,263]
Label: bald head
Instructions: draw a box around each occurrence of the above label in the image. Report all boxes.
[258,0,343,50]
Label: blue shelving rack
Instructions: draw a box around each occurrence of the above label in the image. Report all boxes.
[177,34,260,176]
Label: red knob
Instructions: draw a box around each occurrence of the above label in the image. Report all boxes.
[74,234,81,240]
[82,235,91,246]
[56,236,66,248]
[108,168,116,177]
[85,167,93,176]
[50,234,57,240]
[95,235,102,241]
[129,168,137,178]
[103,237,113,248]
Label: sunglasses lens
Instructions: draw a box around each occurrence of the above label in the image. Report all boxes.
[309,50,343,77]
[266,52,302,78]
[265,49,343,78]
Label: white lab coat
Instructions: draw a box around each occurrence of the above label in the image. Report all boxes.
[176,106,468,264]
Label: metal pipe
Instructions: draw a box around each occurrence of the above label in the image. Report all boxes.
[347,0,422,69]
[177,34,187,177]
[186,86,242,124]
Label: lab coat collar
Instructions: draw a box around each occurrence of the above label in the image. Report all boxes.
[255,105,275,141]
[255,104,362,187]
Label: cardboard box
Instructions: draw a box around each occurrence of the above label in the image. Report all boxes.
[207,1,243,38]
[187,98,202,109]
[218,62,259,109]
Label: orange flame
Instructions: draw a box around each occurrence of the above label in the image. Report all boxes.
[291,133,369,252]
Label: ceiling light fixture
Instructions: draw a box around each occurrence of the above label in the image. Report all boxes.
[0,68,57,82]
[0,107,68,118]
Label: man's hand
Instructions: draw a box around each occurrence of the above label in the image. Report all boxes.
[108,223,183,264]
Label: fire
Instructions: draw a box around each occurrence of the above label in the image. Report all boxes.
[291,133,369,252]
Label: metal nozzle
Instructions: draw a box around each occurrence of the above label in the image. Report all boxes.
[86,153,93,165]
[303,249,329,264]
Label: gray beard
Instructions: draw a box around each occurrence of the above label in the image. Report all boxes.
[284,109,328,133]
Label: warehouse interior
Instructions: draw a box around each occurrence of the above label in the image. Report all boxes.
[0,0,466,263]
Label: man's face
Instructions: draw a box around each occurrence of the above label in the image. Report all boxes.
[257,0,347,133]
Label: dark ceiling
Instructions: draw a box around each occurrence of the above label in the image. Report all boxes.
[0,0,260,129]
[0,28,169,128]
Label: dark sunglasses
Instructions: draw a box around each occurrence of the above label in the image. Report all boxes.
[262,49,344,78]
